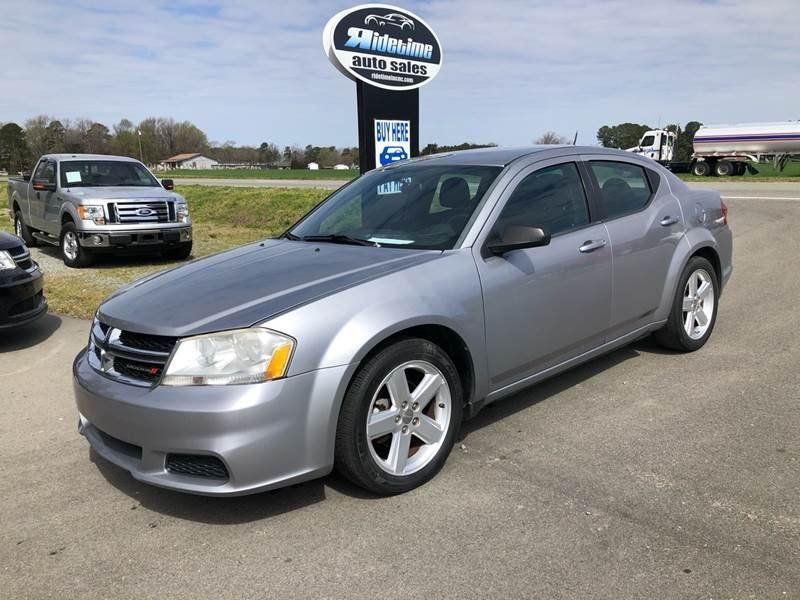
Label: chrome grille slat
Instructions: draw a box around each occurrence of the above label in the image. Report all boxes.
[89,322,177,386]
[112,201,170,224]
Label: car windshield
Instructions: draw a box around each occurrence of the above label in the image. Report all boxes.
[288,163,502,250]
[60,160,159,188]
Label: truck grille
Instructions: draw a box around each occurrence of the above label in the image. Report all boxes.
[89,319,177,386]
[111,201,171,224]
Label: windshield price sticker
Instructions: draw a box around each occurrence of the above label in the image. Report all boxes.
[323,4,443,91]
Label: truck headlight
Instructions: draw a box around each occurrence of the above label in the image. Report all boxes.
[77,205,106,225]
[0,250,17,271]
[161,328,294,386]
[176,203,189,223]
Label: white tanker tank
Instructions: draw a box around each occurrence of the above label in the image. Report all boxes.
[628,120,800,177]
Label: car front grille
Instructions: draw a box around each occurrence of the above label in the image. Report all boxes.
[7,245,35,272]
[90,319,177,385]
[166,454,229,480]
[111,201,171,224]
[8,291,44,316]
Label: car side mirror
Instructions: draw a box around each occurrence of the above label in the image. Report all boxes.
[487,226,551,255]
[32,179,56,192]
[162,179,175,190]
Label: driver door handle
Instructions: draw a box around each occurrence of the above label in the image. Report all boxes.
[660,215,679,226]
[579,239,607,253]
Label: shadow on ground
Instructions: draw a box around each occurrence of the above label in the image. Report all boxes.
[0,313,62,352]
[89,334,669,523]
[35,244,185,270]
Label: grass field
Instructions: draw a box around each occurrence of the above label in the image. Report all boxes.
[2,185,329,319]
[152,168,356,180]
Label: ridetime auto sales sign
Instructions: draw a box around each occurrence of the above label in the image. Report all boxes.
[323,4,443,90]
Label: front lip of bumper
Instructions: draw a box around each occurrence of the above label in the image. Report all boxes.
[0,268,47,329]
[73,348,351,496]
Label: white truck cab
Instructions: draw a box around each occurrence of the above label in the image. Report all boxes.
[627,130,676,162]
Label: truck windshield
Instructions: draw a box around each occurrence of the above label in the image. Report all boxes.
[60,160,159,188]
[288,163,502,250]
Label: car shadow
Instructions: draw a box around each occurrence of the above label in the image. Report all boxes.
[36,245,182,269]
[0,313,62,352]
[88,334,665,522]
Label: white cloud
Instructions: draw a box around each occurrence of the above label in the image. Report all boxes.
[1,0,798,146]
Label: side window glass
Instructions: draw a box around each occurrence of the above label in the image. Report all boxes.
[34,161,55,183]
[589,161,652,219]
[495,163,589,237]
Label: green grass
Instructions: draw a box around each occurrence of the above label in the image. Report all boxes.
[153,168,356,180]
[3,185,330,319]
[678,161,800,182]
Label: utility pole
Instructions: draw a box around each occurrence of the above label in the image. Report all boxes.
[137,130,144,164]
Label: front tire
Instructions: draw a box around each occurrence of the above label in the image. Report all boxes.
[335,338,463,495]
[60,222,93,268]
[14,211,38,247]
[654,256,718,352]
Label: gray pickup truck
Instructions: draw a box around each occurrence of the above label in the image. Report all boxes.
[7,154,192,267]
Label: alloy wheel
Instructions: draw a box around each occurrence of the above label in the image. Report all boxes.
[682,268,715,340]
[63,231,79,261]
[15,218,23,238]
[366,360,452,476]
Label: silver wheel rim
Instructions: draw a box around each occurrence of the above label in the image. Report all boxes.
[15,218,23,238]
[366,360,452,476]
[63,231,79,261]
[682,268,715,340]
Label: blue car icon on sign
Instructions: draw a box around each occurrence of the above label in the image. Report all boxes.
[379,146,408,166]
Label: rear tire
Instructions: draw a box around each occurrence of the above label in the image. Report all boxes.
[162,242,192,261]
[14,211,38,247]
[60,222,93,268]
[654,256,718,352]
[715,160,734,177]
[692,161,711,177]
[335,338,463,495]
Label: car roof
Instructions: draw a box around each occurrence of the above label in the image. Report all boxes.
[42,154,142,162]
[386,145,644,168]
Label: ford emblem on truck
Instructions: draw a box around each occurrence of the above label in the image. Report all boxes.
[137,208,153,216]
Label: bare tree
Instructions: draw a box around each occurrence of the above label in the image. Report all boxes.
[535,131,568,145]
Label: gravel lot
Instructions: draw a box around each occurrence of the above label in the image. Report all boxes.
[1,189,799,599]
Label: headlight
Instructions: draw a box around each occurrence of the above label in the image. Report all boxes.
[162,328,294,386]
[0,250,17,271]
[176,203,189,223]
[77,205,106,225]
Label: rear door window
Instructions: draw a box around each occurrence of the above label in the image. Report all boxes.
[588,161,653,220]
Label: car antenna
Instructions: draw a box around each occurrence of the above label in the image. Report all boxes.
[572,131,578,145]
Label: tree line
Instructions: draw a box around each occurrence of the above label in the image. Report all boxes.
[0,115,359,173]
[597,121,703,160]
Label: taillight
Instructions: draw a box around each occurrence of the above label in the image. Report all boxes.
[720,199,728,225]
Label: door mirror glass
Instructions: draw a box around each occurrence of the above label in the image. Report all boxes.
[162,179,175,190]
[488,226,551,255]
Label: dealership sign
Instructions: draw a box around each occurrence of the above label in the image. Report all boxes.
[323,4,443,91]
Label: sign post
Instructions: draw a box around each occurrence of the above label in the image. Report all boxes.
[323,4,442,174]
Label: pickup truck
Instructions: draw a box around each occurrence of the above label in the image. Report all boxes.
[7,154,192,268]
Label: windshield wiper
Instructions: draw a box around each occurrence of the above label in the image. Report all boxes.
[282,232,301,241]
[298,234,378,247]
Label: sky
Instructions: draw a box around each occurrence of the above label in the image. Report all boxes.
[1,0,799,148]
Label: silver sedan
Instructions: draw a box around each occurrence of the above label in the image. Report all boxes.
[73,146,732,496]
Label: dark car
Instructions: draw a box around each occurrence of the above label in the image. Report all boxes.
[0,231,46,329]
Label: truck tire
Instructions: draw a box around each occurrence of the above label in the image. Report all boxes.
[14,211,38,247]
[715,160,734,177]
[60,222,93,268]
[162,242,192,261]
[692,161,711,177]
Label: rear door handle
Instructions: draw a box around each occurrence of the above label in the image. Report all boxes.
[579,239,607,253]
[660,215,679,226]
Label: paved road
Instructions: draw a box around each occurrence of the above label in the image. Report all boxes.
[1,194,799,599]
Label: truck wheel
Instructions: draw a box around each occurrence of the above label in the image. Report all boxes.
[60,222,93,268]
[715,161,734,177]
[162,242,192,261]
[692,161,711,177]
[14,211,38,247]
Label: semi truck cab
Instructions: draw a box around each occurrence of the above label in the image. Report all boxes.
[628,130,676,162]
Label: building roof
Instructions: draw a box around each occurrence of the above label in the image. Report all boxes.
[163,153,205,162]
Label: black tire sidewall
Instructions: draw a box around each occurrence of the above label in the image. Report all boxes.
[14,212,37,246]
[693,162,710,177]
[336,338,463,495]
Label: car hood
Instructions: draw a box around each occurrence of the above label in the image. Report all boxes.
[0,231,24,251]
[62,186,178,200]
[99,239,440,337]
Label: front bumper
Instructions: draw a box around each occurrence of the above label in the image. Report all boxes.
[0,268,47,329]
[73,349,350,496]
[78,226,192,249]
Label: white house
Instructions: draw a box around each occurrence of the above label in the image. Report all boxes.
[307,162,319,170]
[160,153,219,170]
